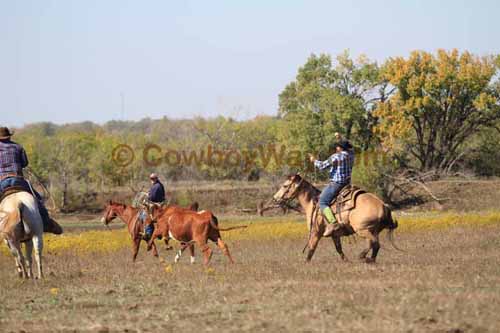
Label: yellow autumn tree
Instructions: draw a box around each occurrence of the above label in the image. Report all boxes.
[375,49,500,171]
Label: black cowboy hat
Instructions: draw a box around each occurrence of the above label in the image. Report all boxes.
[330,139,352,150]
[0,127,13,140]
[340,140,353,150]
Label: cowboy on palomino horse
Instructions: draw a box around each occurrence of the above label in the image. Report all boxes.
[0,127,62,234]
[273,133,398,263]
[309,136,354,237]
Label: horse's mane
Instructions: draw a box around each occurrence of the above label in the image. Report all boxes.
[296,176,321,202]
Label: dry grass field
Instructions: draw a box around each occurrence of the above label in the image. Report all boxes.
[1,212,500,332]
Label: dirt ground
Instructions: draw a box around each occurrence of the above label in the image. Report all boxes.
[1,215,500,332]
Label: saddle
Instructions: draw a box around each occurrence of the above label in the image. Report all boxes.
[0,186,31,203]
[329,184,365,223]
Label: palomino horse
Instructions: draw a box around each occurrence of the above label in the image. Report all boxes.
[0,192,44,278]
[273,174,398,263]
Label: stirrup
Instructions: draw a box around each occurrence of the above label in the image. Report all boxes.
[323,222,342,237]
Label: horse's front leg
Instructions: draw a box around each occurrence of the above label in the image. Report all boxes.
[151,241,159,257]
[146,230,158,251]
[306,232,322,262]
[132,238,141,262]
[332,235,347,261]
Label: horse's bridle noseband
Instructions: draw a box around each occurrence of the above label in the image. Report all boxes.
[275,177,305,205]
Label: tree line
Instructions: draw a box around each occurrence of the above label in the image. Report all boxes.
[11,49,500,211]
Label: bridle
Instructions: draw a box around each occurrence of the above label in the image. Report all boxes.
[103,205,121,225]
[274,177,305,206]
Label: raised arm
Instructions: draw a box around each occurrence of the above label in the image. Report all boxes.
[313,154,339,171]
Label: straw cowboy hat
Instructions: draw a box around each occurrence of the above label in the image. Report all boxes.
[0,127,14,140]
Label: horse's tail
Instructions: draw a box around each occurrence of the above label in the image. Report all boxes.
[0,207,23,240]
[209,215,247,232]
[384,205,403,251]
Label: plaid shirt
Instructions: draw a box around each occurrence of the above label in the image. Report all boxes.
[0,139,29,178]
[314,150,354,184]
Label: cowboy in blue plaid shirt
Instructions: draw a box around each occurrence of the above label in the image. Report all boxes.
[0,127,62,234]
[310,140,354,237]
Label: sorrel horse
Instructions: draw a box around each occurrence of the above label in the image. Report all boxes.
[101,200,160,261]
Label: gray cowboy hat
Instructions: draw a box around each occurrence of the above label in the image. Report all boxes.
[0,127,13,140]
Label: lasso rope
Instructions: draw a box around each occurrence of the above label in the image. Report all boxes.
[25,168,57,211]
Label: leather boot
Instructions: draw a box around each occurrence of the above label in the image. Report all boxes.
[38,200,63,234]
[46,218,63,234]
[322,207,341,237]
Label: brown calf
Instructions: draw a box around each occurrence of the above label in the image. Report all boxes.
[146,207,246,265]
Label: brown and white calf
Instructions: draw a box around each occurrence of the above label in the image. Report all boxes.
[146,206,246,265]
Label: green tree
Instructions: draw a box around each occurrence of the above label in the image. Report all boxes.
[278,51,382,162]
[375,49,500,172]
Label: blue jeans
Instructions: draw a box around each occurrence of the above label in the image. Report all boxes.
[0,176,50,228]
[319,182,347,210]
[145,223,155,237]
[0,177,31,194]
[139,210,155,238]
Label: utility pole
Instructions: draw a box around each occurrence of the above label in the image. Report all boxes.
[120,91,125,120]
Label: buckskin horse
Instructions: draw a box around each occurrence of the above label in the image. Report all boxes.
[146,206,247,265]
[0,191,44,278]
[272,174,398,263]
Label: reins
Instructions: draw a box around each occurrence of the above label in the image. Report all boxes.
[276,176,321,254]
[277,177,305,208]
[25,168,57,212]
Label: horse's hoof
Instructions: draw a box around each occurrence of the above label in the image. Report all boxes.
[365,258,376,264]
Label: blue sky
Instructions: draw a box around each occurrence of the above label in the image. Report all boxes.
[1,0,499,127]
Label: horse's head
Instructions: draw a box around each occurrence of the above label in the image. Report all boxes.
[273,174,304,204]
[101,200,125,225]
